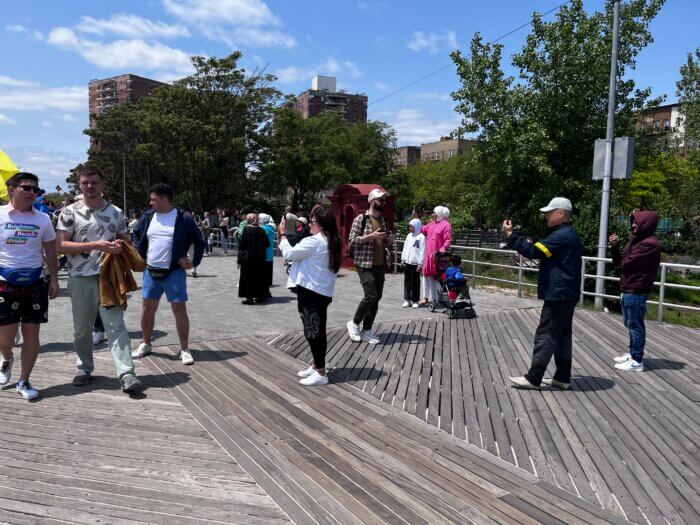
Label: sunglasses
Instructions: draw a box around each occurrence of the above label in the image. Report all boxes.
[14,184,40,193]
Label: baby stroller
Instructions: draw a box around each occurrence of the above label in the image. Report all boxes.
[428,251,476,319]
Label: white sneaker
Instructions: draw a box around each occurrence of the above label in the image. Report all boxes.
[360,330,380,344]
[300,370,329,386]
[0,355,13,385]
[297,366,315,378]
[542,378,570,390]
[132,342,152,359]
[346,320,361,342]
[613,352,631,363]
[412,303,419,308]
[17,381,39,400]
[615,359,643,372]
[92,331,105,345]
[402,300,410,308]
[509,376,540,389]
[180,349,195,365]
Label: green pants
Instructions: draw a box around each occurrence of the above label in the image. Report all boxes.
[67,275,135,381]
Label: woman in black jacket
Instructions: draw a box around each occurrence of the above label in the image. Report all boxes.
[237,213,270,304]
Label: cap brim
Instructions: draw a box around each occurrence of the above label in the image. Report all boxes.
[539,206,554,213]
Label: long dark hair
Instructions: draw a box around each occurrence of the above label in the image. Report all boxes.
[312,207,343,273]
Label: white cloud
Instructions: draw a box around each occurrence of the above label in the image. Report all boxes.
[76,14,190,39]
[374,82,390,93]
[407,30,459,54]
[0,80,85,112]
[0,114,16,125]
[42,120,54,128]
[163,0,296,48]
[32,30,44,40]
[276,58,363,85]
[1,145,85,190]
[374,108,460,146]
[410,92,452,102]
[4,24,26,33]
[48,27,193,75]
[59,114,76,122]
[0,75,40,88]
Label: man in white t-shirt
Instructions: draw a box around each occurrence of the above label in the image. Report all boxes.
[0,172,59,400]
[132,184,204,364]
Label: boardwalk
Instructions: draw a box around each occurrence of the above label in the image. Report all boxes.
[267,309,700,525]
[0,306,697,524]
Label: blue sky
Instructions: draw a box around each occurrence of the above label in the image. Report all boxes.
[1,0,698,190]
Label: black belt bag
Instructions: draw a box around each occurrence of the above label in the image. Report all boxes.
[147,266,172,281]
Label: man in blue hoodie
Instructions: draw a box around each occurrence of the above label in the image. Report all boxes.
[132,184,205,365]
[609,211,661,372]
[502,197,582,390]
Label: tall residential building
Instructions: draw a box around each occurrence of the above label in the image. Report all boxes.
[393,146,421,169]
[295,76,368,124]
[420,136,474,162]
[88,74,168,129]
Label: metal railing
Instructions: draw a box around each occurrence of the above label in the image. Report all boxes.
[393,239,700,323]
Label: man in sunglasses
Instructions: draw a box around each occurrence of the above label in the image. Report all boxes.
[56,167,143,393]
[347,188,393,344]
[0,172,60,400]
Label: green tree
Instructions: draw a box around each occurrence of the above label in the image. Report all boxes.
[676,48,700,157]
[82,53,281,212]
[450,0,665,250]
[259,107,395,211]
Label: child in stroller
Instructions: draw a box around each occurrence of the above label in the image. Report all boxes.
[429,252,476,319]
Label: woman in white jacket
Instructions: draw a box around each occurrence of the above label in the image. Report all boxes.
[278,207,343,386]
[401,218,425,308]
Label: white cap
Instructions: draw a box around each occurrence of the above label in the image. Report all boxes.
[539,197,572,213]
[368,188,387,202]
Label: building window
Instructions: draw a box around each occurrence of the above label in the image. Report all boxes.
[663,119,670,131]
[448,149,454,158]
[653,121,660,130]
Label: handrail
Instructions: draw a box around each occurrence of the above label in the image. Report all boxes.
[392,239,700,323]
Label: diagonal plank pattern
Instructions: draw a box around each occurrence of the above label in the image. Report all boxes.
[0,350,289,525]
[267,309,700,525]
[144,334,630,525]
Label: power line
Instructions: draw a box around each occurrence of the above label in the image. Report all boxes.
[369,0,573,107]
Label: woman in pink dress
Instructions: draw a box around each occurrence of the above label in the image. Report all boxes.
[420,206,452,304]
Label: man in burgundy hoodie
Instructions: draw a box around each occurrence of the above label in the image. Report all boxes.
[609,211,661,372]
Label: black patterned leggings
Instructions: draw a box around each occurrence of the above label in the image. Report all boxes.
[296,286,332,369]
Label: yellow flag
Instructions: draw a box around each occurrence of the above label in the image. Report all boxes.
[0,148,20,202]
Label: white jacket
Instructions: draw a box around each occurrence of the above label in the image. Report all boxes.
[279,233,337,298]
[401,232,425,266]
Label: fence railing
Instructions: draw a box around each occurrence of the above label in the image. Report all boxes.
[392,239,700,323]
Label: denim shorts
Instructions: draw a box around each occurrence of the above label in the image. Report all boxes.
[142,268,188,303]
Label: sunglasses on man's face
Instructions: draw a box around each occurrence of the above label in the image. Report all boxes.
[15,184,40,193]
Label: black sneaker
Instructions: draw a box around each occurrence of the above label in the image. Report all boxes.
[72,371,91,386]
[121,374,143,393]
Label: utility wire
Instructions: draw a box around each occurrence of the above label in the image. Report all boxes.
[369,0,573,107]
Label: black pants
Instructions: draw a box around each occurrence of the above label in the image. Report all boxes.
[353,265,385,331]
[297,286,332,369]
[403,264,420,302]
[525,300,577,386]
[94,312,104,332]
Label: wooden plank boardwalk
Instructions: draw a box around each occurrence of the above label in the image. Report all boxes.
[145,334,628,525]
[0,349,289,524]
[266,309,700,525]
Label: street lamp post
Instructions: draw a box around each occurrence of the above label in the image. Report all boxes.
[594,0,621,308]
[122,152,127,214]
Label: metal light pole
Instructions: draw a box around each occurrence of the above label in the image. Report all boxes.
[594,0,621,308]
[122,152,127,213]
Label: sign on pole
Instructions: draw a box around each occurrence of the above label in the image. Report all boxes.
[592,137,635,180]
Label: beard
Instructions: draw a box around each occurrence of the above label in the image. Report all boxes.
[374,204,384,212]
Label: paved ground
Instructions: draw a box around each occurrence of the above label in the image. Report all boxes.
[42,252,540,352]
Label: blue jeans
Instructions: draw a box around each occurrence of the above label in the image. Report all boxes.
[621,293,647,362]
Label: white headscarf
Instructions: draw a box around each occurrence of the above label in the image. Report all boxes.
[258,213,274,227]
[433,206,450,222]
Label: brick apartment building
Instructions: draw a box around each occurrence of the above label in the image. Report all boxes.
[88,74,168,129]
[393,146,421,169]
[295,76,368,124]
[637,102,686,148]
[420,136,474,162]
